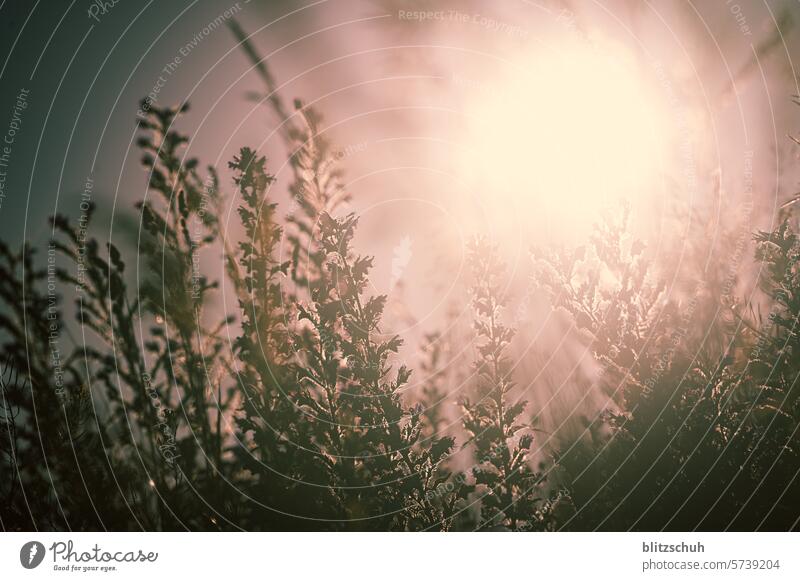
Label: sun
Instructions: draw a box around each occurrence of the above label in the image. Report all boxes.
[457,38,669,240]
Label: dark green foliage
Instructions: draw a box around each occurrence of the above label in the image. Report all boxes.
[460,238,551,531]
[0,239,131,530]
[0,101,480,531]
[535,205,800,531]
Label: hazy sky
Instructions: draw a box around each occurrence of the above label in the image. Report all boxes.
[2,0,798,255]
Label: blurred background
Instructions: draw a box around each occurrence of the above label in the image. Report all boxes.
[1,0,799,452]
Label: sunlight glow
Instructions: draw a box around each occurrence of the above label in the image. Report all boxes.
[459,39,669,236]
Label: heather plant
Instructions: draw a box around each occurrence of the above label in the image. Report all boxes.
[0,236,126,531]
[49,103,238,530]
[460,238,551,531]
[416,331,450,438]
[533,199,800,531]
[284,102,352,292]
[3,96,798,530]
[287,210,463,530]
[1,28,799,532]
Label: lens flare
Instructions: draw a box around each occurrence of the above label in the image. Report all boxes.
[458,39,670,239]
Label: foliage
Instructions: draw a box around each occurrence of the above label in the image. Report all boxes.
[533,203,800,531]
[0,100,482,531]
[460,238,551,531]
[1,89,799,533]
